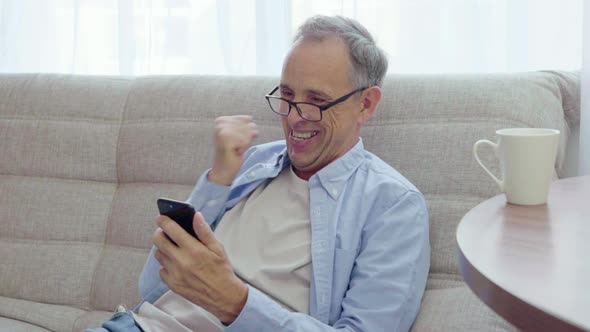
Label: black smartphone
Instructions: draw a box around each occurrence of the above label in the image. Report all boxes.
[157,198,199,240]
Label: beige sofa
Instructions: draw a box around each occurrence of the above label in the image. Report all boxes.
[0,72,580,332]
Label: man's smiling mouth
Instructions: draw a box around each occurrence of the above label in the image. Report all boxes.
[291,130,319,140]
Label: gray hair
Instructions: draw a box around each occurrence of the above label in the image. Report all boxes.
[293,15,388,88]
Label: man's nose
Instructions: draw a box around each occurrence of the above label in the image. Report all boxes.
[286,105,305,126]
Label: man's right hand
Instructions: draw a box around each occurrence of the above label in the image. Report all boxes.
[208,115,258,186]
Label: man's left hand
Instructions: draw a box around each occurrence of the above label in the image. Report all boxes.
[153,212,248,325]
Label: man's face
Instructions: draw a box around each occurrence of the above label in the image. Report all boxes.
[279,36,365,179]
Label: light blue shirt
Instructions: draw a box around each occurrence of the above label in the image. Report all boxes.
[138,139,430,332]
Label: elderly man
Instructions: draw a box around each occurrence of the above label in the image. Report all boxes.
[89,14,429,332]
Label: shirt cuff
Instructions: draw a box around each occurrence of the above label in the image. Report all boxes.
[187,169,232,222]
[224,286,287,332]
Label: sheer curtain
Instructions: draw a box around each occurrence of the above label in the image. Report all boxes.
[0,0,583,75]
[581,0,590,175]
[0,0,587,174]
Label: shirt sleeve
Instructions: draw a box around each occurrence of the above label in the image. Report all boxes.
[186,169,232,226]
[225,191,430,332]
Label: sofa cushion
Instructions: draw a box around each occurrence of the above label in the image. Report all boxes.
[411,287,517,332]
[0,240,103,307]
[0,317,52,332]
[0,296,86,332]
[0,296,113,331]
[0,74,131,182]
[0,176,116,243]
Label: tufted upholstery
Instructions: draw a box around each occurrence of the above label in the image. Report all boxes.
[0,72,579,331]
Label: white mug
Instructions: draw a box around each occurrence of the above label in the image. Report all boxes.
[473,128,560,205]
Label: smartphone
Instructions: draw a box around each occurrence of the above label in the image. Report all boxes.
[157,198,199,240]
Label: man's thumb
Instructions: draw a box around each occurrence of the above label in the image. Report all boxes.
[193,212,216,247]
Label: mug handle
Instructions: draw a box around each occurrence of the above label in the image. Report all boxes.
[473,140,504,191]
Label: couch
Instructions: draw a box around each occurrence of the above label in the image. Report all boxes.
[0,72,580,332]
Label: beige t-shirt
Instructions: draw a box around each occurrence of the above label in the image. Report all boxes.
[134,166,312,331]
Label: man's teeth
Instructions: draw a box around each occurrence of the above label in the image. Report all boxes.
[291,131,318,140]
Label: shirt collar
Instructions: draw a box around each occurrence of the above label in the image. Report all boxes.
[314,138,365,200]
[275,139,365,200]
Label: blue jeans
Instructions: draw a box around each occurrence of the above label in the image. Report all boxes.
[85,310,144,332]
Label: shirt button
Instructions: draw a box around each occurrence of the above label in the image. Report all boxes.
[206,200,217,207]
[331,188,338,196]
[248,171,256,178]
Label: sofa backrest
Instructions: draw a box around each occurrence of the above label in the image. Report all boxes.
[0,72,579,313]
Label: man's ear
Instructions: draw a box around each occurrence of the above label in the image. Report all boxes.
[358,86,382,124]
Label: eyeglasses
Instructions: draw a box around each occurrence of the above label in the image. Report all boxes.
[265,86,369,122]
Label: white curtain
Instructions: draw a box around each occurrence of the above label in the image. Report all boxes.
[0,0,583,75]
[581,0,589,175]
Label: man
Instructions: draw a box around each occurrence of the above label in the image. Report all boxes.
[89,15,429,332]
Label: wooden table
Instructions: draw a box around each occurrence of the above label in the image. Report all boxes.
[457,176,590,332]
